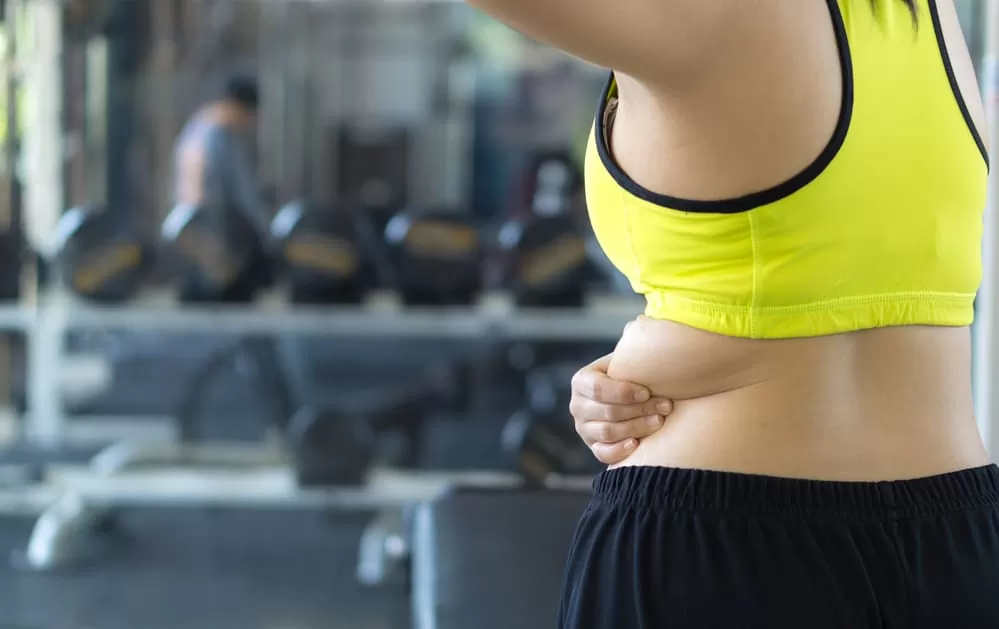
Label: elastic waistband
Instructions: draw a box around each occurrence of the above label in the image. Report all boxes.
[592,465,999,520]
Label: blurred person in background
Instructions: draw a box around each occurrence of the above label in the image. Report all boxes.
[173,72,268,234]
[468,0,996,626]
[170,72,272,300]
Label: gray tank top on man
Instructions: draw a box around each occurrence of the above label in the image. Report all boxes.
[171,118,268,235]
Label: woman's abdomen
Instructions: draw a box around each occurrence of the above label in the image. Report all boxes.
[607,317,988,480]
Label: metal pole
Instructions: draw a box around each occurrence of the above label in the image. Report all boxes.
[21,0,62,259]
[22,0,64,446]
[974,0,999,455]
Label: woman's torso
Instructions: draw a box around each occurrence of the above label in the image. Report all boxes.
[602,0,991,479]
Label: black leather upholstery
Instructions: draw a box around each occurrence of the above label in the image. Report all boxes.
[411,487,591,629]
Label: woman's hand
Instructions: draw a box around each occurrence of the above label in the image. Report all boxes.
[570,353,673,465]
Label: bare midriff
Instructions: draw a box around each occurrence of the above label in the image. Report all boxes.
[607,319,989,480]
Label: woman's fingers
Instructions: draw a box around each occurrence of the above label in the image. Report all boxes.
[578,414,666,446]
[570,396,673,424]
[590,439,639,465]
[571,361,650,404]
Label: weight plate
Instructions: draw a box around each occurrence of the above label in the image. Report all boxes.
[162,203,263,301]
[384,208,483,306]
[53,205,149,302]
[498,215,591,308]
[271,201,370,304]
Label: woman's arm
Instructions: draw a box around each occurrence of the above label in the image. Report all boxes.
[464,0,746,84]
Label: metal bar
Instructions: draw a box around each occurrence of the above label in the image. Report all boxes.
[411,504,439,629]
[39,290,640,339]
[0,305,30,330]
[499,310,635,341]
[38,467,556,510]
[974,0,999,454]
[21,1,64,446]
[57,299,494,336]
[0,468,589,518]
[83,37,108,205]
[89,441,285,475]
[25,297,67,445]
[60,306,632,338]
[21,0,62,258]
[61,415,178,445]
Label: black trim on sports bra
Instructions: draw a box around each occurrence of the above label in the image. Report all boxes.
[593,0,854,214]
[926,0,990,169]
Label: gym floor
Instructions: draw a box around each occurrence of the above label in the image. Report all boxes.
[0,508,411,629]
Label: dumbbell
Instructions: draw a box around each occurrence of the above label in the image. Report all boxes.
[384,208,483,306]
[52,205,151,302]
[497,214,592,308]
[286,378,440,486]
[271,200,373,304]
[286,406,377,487]
[524,150,583,218]
[161,203,271,303]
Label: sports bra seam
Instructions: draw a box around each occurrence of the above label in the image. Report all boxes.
[925,0,990,169]
[748,212,760,337]
[647,291,974,315]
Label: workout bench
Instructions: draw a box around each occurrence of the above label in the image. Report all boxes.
[411,486,591,629]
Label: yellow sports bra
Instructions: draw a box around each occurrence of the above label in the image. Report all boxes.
[585,0,990,339]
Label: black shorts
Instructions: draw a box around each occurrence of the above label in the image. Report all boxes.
[558,465,999,629]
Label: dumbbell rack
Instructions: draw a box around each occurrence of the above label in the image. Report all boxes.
[18,288,643,444]
[0,288,641,569]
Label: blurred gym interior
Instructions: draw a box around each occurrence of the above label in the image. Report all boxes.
[0,1,992,628]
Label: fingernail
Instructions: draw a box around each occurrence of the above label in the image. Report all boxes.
[647,415,663,428]
[624,439,637,451]
[657,401,673,415]
[634,389,650,402]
